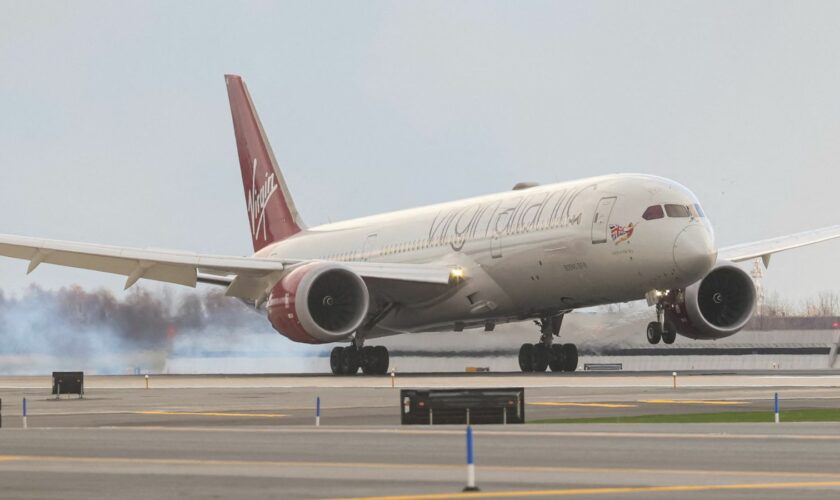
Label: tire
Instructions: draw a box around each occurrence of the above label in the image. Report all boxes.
[662,322,677,345]
[518,344,534,372]
[330,347,344,375]
[561,343,578,372]
[360,346,377,375]
[374,346,389,374]
[646,322,662,345]
[340,347,360,375]
[549,344,565,372]
[532,344,550,372]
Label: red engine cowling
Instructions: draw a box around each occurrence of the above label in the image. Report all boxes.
[664,261,756,340]
[266,262,370,344]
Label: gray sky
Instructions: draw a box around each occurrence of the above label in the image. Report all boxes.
[2,1,839,304]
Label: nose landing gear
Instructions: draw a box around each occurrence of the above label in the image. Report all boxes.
[518,314,578,373]
[647,302,677,345]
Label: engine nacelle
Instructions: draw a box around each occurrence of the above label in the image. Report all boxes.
[266,262,370,344]
[663,261,756,340]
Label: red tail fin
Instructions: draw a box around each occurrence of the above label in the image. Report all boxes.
[225,74,305,251]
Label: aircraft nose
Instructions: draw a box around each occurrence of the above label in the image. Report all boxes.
[673,224,717,282]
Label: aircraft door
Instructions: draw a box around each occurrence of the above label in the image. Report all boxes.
[361,233,378,261]
[591,197,617,244]
[491,235,503,259]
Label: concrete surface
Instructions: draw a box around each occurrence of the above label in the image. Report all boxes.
[0,372,839,499]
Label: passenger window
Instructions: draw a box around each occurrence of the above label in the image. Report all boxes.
[664,204,691,218]
[642,205,665,220]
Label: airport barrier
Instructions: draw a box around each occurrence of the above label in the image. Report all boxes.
[52,372,84,399]
[400,388,524,425]
[583,363,623,371]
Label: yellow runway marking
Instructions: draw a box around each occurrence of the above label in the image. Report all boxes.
[136,411,287,418]
[640,399,749,406]
[530,402,637,408]
[338,481,840,499]
[0,454,450,469]
[93,425,840,442]
[1,454,840,482]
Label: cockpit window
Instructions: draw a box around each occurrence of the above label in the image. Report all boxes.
[692,203,706,218]
[642,205,665,220]
[664,204,691,218]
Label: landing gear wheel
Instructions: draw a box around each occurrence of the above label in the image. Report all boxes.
[662,321,677,345]
[330,347,344,375]
[340,346,360,375]
[373,346,389,374]
[532,344,549,372]
[518,344,534,372]
[646,321,662,345]
[561,343,578,372]
[358,346,389,375]
[360,346,377,374]
[549,344,566,372]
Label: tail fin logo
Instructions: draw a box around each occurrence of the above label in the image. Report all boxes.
[246,158,279,241]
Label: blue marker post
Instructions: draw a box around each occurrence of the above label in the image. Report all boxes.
[463,425,479,492]
[774,392,780,424]
[22,398,27,429]
[315,396,321,427]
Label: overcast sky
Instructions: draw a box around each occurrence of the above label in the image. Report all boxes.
[2,1,839,304]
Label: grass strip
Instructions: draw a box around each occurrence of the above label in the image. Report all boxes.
[530,408,840,424]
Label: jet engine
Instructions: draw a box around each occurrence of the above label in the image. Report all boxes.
[266,262,370,344]
[663,261,756,340]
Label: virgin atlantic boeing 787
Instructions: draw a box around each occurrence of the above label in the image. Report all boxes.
[2,75,839,375]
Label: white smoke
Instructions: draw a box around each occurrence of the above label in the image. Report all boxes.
[0,285,651,375]
[0,285,325,375]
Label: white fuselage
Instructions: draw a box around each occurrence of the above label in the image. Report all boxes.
[257,174,717,338]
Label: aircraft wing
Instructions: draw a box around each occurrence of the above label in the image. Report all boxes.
[717,225,840,265]
[0,234,454,302]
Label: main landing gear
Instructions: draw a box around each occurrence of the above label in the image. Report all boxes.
[518,315,578,373]
[646,304,677,345]
[330,339,390,375]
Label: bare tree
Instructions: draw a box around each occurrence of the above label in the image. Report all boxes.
[762,290,792,317]
[817,291,840,316]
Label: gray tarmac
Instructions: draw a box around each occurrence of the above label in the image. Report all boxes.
[1,371,840,499]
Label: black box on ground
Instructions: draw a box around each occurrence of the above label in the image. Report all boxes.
[52,372,84,398]
[400,388,524,425]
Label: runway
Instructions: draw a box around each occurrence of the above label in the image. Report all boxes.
[1,371,839,499]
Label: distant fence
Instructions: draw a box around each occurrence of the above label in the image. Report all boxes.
[748,316,840,331]
[584,363,623,371]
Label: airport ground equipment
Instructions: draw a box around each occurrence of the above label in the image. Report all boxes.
[52,372,84,399]
[400,388,524,425]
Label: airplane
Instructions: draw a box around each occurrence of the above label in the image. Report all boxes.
[2,74,840,375]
